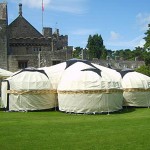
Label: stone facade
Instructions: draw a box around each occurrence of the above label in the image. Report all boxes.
[92,58,145,71]
[0,3,73,72]
[0,3,8,70]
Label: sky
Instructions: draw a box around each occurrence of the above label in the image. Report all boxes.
[4,0,150,50]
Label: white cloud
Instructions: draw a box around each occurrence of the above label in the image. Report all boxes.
[137,39,145,47]
[136,13,150,31]
[10,0,51,8]
[106,35,145,49]
[49,0,88,14]
[21,0,51,9]
[10,0,88,14]
[110,31,120,40]
[71,29,97,36]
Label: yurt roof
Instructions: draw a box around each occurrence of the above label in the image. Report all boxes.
[0,68,13,78]
[120,68,134,77]
[6,68,52,90]
[58,61,122,91]
[122,71,150,89]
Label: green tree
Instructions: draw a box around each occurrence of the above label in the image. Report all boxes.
[86,34,105,60]
[124,49,133,60]
[143,51,150,66]
[144,24,150,51]
[73,47,83,58]
[133,46,145,61]
[135,65,150,77]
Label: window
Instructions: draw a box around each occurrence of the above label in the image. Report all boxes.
[52,60,61,65]
[33,47,41,52]
[18,61,28,69]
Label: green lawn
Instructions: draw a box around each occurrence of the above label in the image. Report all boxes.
[0,108,150,150]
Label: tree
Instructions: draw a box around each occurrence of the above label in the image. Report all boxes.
[144,24,150,51]
[132,46,145,61]
[86,34,105,60]
[73,47,83,58]
[135,65,150,77]
[124,49,133,60]
[143,51,150,66]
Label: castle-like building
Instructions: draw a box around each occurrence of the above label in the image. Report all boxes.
[0,3,73,72]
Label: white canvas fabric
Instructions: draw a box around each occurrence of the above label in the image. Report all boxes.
[1,69,57,111]
[58,61,123,113]
[122,72,150,107]
[0,68,13,78]
[40,62,66,90]
[0,69,13,105]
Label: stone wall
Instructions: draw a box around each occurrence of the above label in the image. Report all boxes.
[92,58,145,71]
[8,55,37,72]
[0,3,8,70]
[8,47,73,72]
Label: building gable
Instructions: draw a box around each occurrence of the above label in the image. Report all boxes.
[8,16,43,38]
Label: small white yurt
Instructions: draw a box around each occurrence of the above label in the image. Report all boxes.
[1,68,57,111]
[0,68,13,105]
[121,71,150,107]
[57,59,123,114]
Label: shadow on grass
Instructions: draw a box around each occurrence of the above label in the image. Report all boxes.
[0,107,59,112]
[0,106,137,115]
[59,106,136,116]
[111,106,136,115]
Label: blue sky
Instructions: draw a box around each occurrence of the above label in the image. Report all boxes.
[5,0,150,50]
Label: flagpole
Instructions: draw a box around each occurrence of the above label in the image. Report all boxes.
[42,0,44,29]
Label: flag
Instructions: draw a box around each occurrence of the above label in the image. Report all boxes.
[42,0,44,11]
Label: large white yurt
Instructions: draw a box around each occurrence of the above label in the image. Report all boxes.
[1,68,57,111]
[121,71,150,107]
[57,59,123,114]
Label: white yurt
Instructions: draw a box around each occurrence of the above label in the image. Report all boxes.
[0,68,13,105]
[121,71,150,107]
[57,60,123,114]
[1,68,57,111]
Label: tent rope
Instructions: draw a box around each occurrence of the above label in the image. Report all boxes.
[7,89,57,95]
[123,88,150,92]
[58,89,123,94]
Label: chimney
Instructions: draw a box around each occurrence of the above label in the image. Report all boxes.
[42,27,52,37]
[19,3,22,16]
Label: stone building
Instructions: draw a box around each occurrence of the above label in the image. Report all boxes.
[0,3,73,72]
[92,57,145,71]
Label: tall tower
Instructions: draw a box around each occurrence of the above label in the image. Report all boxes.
[0,2,8,70]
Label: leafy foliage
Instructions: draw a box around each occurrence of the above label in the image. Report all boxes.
[135,65,150,77]
[144,24,150,51]
[86,34,106,60]
[73,47,83,58]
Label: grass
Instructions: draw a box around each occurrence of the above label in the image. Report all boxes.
[0,108,150,150]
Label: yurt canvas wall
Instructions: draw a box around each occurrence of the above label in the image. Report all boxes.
[1,69,57,111]
[121,71,150,107]
[0,68,13,106]
[58,60,123,114]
